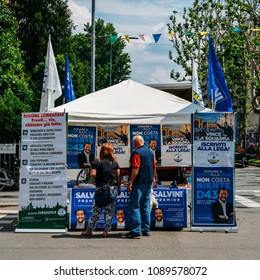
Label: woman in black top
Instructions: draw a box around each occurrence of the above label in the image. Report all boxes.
[82,143,121,237]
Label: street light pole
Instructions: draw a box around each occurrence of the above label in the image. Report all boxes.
[90,0,95,93]
[110,41,112,86]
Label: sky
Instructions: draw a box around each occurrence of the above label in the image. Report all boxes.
[68,0,194,84]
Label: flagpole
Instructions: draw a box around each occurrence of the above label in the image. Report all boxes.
[90,0,95,93]
[110,39,112,86]
[191,59,194,104]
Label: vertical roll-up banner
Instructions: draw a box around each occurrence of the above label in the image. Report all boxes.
[191,112,238,232]
[16,112,68,232]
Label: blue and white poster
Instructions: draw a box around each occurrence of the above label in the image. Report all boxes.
[193,167,235,225]
[130,124,161,166]
[193,113,234,167]
[67,126,97,169]
[161,123,191,166]
[151,188,188,229]
[192,112,236,228]
[69,188,188,231]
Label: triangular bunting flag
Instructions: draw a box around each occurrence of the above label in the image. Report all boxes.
[139,34,145,41]
[152,34,161,43]
[124,35,130,43]
[199,31,208,36]
[110,35,117,46]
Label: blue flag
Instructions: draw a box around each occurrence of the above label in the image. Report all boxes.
[64,54,76,103]
[208,35,233,112]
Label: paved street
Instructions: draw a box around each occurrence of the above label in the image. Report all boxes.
[0,166,259,260]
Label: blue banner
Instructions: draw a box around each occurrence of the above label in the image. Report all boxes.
[193,167,235,226]
[69,188,188,231]
[208,35,233,112]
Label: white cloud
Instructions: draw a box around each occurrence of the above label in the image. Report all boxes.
[68,0,193,83]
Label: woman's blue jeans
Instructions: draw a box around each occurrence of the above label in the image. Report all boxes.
[128,182,152,235]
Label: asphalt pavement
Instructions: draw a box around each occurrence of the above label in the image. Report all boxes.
[0,165,259,260]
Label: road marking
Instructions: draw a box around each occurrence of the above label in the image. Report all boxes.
[235,195,260,208]
[0,220,13,224]
[236,190,260,193]
[0,210,18,214]
[0,214,17,219]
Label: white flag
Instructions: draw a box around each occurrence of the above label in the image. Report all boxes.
[40,35,62,112]
[192,60,204,107]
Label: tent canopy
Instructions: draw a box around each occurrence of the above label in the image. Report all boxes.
[50,79,210,124]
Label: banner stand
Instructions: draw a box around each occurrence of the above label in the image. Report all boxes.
[190,226,238,233]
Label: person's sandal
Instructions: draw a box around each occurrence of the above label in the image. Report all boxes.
[103,231,109,237]
[81,230,92,236]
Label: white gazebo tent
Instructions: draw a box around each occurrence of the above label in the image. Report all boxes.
[49,79,210,125]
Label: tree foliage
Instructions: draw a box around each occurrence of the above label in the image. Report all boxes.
[167,0,260,130]
[83,18,131,92]
[7,1,131,104]
[8,0,74,111]
[0,0,33,141]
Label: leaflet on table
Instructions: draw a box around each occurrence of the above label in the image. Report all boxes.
[67,125,97,169]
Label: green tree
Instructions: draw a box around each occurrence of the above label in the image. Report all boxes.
[0,0,33,141]
[8,0,74,111]
[62,19,131,97]
[82,18,131,92]
[167,0,259,131]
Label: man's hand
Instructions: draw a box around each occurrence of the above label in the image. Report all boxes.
[127,182,133,192]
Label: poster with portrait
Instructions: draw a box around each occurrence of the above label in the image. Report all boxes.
[150,188,188,229]
[69,188,188,231]
[97,125,129,168]
[130,124,161,166]
[192,112,236,228]
[192,166,235,226]
[161,123,191,166]
[69,187,130,231]
[67,126,97,169]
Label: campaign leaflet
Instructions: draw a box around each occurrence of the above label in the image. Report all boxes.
[67,126,97,169]
[130,124,161,166]
[161,124,191,166]
[69,188,188,231]
[192,167,235,226]
[97,125,129,168]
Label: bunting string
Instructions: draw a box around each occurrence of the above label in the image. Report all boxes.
[102,27,260,44]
